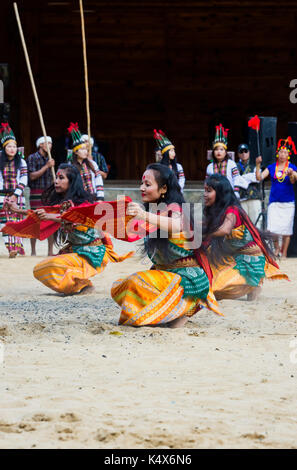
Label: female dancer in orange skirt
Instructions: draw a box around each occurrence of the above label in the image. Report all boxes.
[203,174,288,301]
[111,163,222,327]
[6,163,133,295]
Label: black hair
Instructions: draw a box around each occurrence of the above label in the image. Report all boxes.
[203,174,275,266]
[160,149,179,180]
[142,163,190,263]
[0,147,23,172]
[71,152,97,175]
[41,163,95,206]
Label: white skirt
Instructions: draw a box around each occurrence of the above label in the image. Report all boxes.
[267,201,295,236]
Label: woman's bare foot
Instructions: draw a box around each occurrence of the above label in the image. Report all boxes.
[167,316,189,328]
[77,285,96,295]
[247,286,261,301]
[9,250,18,258]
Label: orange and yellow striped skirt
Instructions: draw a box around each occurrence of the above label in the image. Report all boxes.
[33,245,134,295]
[111,269,222,326]
[211,258,288,300]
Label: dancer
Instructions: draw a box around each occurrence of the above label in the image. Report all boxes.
[0,122,28,257]
[154,129,185,192]
[111,163,221,327]
[67,123,104,201]
[203,174,288,301]
[206,124,242,197]
[6,163,133,295]
[27,135,55,256]
[256,137,297,258]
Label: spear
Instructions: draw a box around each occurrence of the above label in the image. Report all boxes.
[13,2,55,181]
[79,0,92,156]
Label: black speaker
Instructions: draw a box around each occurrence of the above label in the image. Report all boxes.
[287,122,297,167]
[0,103,10,122]
[248,116,277,167]
[287,179,297,257]
[287,122,297,257]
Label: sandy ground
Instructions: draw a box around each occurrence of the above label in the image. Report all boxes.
[0,237,297,449]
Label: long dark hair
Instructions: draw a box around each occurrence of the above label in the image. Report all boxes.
[0,147,23,172]
[143,163,187,262]
[203,174,275,266]
[41,163,95,206]
[160,149,179,179]
[71,153,97,174]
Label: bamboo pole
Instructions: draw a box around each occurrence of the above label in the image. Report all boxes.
[13,2,55,180]
[79,0,92,157]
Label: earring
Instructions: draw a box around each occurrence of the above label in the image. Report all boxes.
[161,193,165,199]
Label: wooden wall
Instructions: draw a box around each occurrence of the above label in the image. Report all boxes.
[1,0,297,179]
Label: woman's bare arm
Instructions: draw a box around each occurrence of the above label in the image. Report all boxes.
[210,212,237,237]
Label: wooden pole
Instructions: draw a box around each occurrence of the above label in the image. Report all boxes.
[13,2,55,180]
[79,0,92,156]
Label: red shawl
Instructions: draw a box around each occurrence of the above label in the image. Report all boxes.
[1,198,158,242]
[60,197,158,242]
[1,205,61,241]
[228,206,280,269]
[195,248,213,286]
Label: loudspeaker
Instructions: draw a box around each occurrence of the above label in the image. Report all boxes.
[248,116,277,167]
[288,182,297,257]
[287,122,297,257]
[0,103,10,122]
[287,122,297,167]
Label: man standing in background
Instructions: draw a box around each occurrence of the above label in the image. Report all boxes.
[27,136,55,256]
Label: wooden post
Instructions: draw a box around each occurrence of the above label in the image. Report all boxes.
[13,2,55,180]
[79,0,92,156]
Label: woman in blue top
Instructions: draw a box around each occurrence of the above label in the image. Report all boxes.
[256,137,297,257]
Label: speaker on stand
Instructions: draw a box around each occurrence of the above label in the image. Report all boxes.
[248,116,277,231]
[248,116,277,166]
[287,122,297,257]
[0,103,10,123]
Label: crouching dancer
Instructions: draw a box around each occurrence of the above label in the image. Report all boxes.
[203,174,288,301]
[111,163,222,327]
[7,163,133,295]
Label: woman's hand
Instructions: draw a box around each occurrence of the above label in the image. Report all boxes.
[256,156,262,166]
[34,210,61,222]
[126,202,147,220]
[287,167,297,183]
[4,198,19,213]
[34,209,52,221]
[255,156,269,181]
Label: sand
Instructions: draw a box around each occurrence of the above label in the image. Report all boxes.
[0,237,296,449]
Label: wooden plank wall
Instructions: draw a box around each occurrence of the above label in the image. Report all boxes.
[1,0,297,179]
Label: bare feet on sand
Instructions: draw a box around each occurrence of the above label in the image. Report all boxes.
[77,285,96,295]
[247,286,261,301]
[167,316,189,328]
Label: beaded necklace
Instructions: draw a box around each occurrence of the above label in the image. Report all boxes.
[274,160,289,183]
